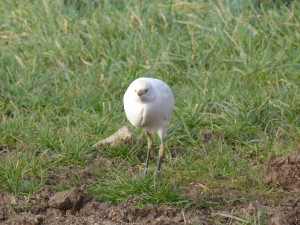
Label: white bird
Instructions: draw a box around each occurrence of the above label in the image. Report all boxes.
[123,77,174,176]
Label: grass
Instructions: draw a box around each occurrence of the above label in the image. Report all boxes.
[1,0,300,223]
[87,173,188,207]
[217,211,267,225]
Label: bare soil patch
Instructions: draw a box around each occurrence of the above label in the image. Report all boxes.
[0,187,213,225]
[265,149,300,190]
[1,185,298,225]
[0,150,300,224]
[263,149,300,224]
[267,198,300,225]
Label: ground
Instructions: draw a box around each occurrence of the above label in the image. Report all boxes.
[1,1,300,224]
[0,150,299,225]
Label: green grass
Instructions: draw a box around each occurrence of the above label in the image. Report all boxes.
[1,0,300,223]
[87,172,188,207]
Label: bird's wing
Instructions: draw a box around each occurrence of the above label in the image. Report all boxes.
[123,86,144,127]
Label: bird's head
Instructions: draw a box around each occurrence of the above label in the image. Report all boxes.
[133,79,155,101]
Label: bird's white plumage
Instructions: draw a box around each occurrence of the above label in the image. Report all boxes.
[123,77,174,140]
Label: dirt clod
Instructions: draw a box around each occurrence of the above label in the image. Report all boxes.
[0,144,13,151]
[13,213,44,225]
[200,130,213,142]
[265,149,300,190]
[170,145,186,157]
[48,187,91,212]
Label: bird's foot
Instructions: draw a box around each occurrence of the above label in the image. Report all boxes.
[155,170,161,179]
[143,168,148,177]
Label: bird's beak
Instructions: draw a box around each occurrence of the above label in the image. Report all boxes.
[137,89,147,96]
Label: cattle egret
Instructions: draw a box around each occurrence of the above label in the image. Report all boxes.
[123,77,174,176]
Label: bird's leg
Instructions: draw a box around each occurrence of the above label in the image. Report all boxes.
[144,132,152,175]
[156,139,165,177]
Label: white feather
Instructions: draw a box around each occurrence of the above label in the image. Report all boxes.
[123,77,174,140]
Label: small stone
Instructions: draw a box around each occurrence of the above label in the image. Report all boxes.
[92,126,144,148]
